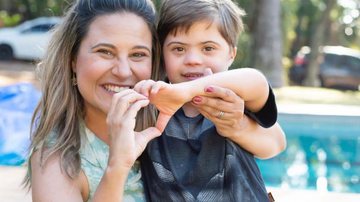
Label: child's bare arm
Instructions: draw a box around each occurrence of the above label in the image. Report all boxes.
[175,68,270,112]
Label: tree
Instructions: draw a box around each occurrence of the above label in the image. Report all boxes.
[304,0,337,86]
[250,0,284,87]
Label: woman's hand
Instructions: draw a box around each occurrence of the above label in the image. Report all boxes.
[106,89,161,169]
[191,85,247,138]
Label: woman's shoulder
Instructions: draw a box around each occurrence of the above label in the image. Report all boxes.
[30,150,85,200]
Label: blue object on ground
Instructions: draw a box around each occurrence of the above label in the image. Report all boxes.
[0,83,41,166]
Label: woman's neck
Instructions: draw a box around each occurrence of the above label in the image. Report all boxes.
[84,109,109,145]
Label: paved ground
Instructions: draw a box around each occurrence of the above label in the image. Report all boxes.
[0,60,38,86]
[0,166,31,202]
[1,60,360,201]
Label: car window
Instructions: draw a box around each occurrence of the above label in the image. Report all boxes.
[342,55,360,72]
[21,23,56,34]
[323,53,342,68]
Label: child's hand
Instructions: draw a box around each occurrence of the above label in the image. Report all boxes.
[191,85,247,138]
[134,79,161,97]
[134,80,188,131]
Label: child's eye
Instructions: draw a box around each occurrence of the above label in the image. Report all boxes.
[173,47,185,52]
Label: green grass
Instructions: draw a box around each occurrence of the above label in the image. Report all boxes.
[273,86,360,105]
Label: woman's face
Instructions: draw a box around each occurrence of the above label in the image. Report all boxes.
[72,12,152,120]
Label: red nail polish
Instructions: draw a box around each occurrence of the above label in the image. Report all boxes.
[193,96,202,103]
[205,86,214,93]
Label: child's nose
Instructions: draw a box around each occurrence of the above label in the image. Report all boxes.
[183,50,202,66]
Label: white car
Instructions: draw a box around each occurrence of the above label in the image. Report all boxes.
[0,17,61,60]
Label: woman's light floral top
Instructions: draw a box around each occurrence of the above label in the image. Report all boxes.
[80,124,145,202]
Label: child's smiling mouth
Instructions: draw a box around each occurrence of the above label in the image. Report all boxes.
[182,72,204,80]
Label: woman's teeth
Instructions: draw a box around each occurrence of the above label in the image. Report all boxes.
[104,85,129,93]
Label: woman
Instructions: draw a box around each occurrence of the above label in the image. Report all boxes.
[24,0,161,201]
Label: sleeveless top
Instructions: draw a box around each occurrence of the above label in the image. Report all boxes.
[79,123,146,202]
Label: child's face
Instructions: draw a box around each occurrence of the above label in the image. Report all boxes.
[163,20,236,84]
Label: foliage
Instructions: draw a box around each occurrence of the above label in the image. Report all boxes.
[1,0,359,87]
[0,11,22,27]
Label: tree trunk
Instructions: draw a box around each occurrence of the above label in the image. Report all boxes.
[250,0,283,88]
[304,0,336,86]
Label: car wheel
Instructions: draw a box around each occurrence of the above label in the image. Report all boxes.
[0,44,14,60]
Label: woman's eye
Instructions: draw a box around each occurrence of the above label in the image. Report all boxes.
[98,49,114,57]
[203,46,215,52]
[131,52,146,58]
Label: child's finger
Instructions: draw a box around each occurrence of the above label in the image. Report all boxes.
[151,81,167,94]
[133,80,146,92]
[139,80,156,97]
[156,113,172,132]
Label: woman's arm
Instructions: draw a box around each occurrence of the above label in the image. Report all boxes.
[228,118,286,159]
[31,151,131,202]
[31,151,85,202]
[191,85,285,158]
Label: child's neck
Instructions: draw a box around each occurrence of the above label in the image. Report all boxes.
[182,102,200,118]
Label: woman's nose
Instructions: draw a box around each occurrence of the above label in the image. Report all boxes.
[111,58,132,78]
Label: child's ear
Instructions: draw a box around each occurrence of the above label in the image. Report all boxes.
[230,47,237,60]
[227,46,237,67]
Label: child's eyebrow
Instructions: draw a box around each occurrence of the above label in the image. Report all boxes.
[165,41,187,47]
[166,41,221,47]
[201,41,220,46]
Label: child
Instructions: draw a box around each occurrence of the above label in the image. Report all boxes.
[137,0,285,201]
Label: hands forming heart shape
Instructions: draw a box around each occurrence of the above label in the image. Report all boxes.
[134,80,190,132]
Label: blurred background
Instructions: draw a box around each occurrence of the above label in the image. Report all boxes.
[0,0,359,201]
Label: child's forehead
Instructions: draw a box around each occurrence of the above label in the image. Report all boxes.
[169,19,220,36]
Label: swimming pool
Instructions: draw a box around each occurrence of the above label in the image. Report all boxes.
[258,112,360,193]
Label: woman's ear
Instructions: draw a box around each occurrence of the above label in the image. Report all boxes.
[71,60,77,72]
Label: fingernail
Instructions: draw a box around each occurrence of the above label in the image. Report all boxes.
[205,86,214,93]
[192,96,202,103]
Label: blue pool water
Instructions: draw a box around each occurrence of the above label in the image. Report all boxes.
[258,112,360,193]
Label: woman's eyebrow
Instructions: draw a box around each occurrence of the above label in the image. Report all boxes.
[91,43,116,49]
[133,45,151,53]
[91,43,151,53]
